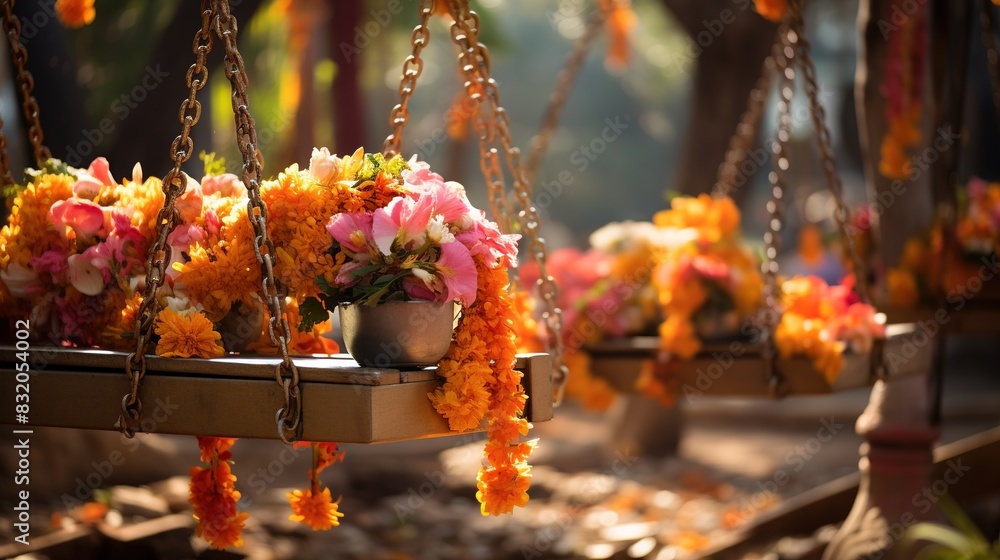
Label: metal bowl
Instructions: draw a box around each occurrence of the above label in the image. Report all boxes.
[338,300,456,368]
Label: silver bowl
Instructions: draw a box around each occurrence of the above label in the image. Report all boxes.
[338,300,456,368]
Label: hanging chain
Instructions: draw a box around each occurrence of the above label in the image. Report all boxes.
[760,18,795,399]
[447,0,569,403]
[979,0,1000,132]
[120,1,215,438]
[383,0,434,157]
[213,0,302,444]
[712,46,778,199]
[1,0,50,167]
[0,113,13,186]
[788,0,870,305]
[524,6,606,183]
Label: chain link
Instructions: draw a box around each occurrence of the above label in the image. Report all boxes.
[712,46,778,199]
[383,1,434,157]
[119,1,215,438]
[760,17,793,398]
[1,0,50,167]
[212,0,302,444]
[788,0,870,305]
[524,6,606,183]
[446,0,568,403]
[980,0,1000,131]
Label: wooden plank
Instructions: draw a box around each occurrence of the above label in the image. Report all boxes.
[1,350,550,442]
[699,426,1000,559]
[524,353,554,422]
[586,324,930,397]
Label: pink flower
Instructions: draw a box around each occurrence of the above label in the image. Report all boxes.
[111,210,146,256]
[67,253,107,296]
[456,219,519,268]
[0,263,40,298]
[201,173,245,197]
[372,195,434,255]
[692,255,730,283]
[176,173,203,224]
[402,276,437,301]
[326,213,374,254]
[167,224,205,253]
[968,176,989,200]
[73,157,115,197]
[334,260,369,287]
[402,156,440,186]
[50,199,105,241]
[435,241,478,306]
[205,209,222,238]
[29,248,70,286]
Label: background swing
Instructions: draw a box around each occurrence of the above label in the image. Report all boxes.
[0,0,560,443]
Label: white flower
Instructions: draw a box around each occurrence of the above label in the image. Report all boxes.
[411,267,435,286]
[426,215,455,244]
[308,147,342,184]
[0,264,39,298]
[67,254,105,296]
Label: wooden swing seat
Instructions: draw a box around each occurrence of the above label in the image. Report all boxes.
[0,347,553,443]
[586,323,929,397]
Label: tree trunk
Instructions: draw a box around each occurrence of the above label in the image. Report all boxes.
[659,0,777,205]
[329,0,366,155]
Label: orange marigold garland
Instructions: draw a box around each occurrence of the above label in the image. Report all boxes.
[287,442,346,530]
[189,437,248,550]
[601,0,637,71]
[878,0,926,180]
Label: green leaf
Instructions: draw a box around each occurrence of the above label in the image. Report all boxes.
[297,297,330,331]
[200,151,227,176]
[23,158,76,183]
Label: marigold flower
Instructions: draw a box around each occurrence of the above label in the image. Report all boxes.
[602,0,636,71]
[287,488,345,530]
[886,268,919,308]
[753,0,786,21]
[189,437,247,550]
[475,465,531,516]
[55,0,95,28]
[659,315,700,360]
[154,308,225,359]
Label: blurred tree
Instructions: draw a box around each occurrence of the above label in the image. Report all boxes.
[658,0,776,205]
[329,0,365,154]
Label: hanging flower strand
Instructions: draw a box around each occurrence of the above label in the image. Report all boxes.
[601,0,637,71]
[188,437,248,550]
[287,442,346,530]
[878,0,926,180]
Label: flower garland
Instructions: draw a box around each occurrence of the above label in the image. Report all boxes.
[287,442,346,530]
[774,275,884,382]
[189,437,248,550]
[601,0,637,71]
[645,194,763,403]
[878,0,926,180]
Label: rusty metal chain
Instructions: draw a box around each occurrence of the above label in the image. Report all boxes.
[212,0,302,444]
[980,0,1000,132]
[712,46,778,199]
[447,0,569,403]
[120,1,215,438]
[383,0,434,157]
[1,0,50,167]
[761,18,794,399]
[0,113,13,186]
[525,6,607,183]
[788,0,871,305]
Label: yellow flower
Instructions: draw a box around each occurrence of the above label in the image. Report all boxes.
[55,0,95,27]
[659,315,700,360]
[1,173,75,269]
[287,488,345,530]
[154,308,224,359]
